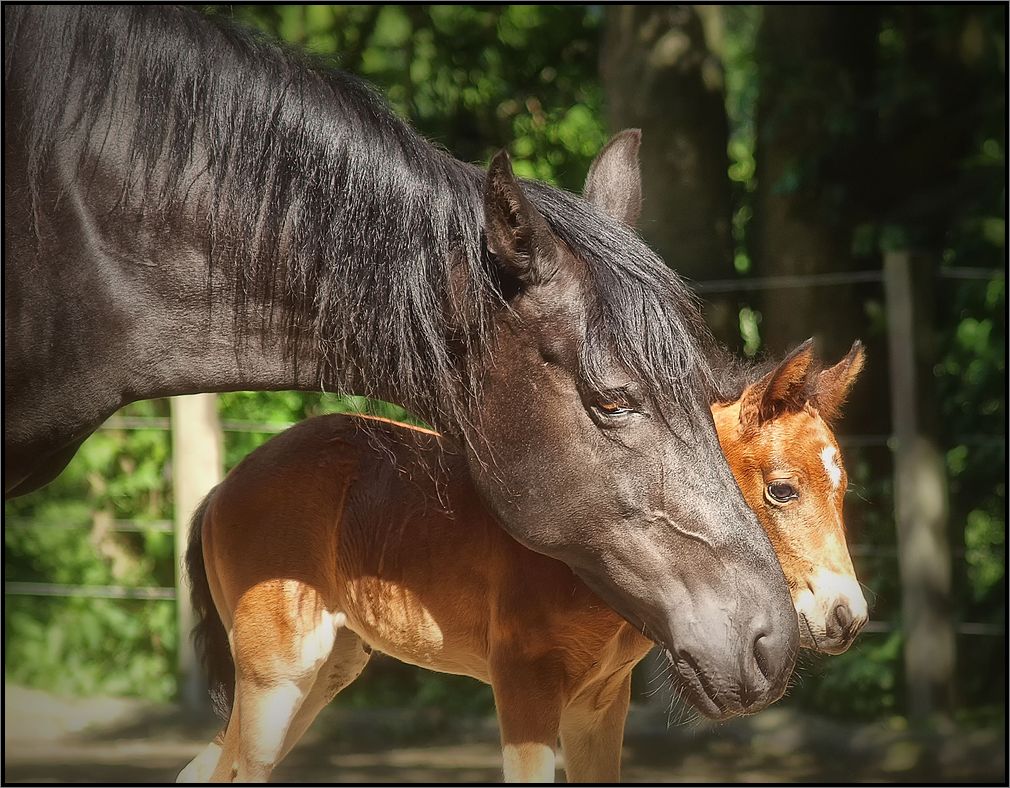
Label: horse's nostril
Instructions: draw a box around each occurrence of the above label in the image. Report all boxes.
[752,633,773,683]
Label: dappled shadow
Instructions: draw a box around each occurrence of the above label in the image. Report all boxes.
[4,686,1005,783]
[619,704,1005,783]
[6,763,180,784]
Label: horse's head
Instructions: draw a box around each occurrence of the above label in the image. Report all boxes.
[462,132,799,719]
[713,340,868,655]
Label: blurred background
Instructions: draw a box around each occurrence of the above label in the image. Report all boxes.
[4,4,1005,782]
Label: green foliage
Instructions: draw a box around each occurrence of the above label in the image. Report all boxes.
[723,7,761,282]
[4,399,171,699]
[792,630,904,719]
[213,4,606,191]
[5,597,177,701]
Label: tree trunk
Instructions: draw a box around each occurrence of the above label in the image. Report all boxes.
[171,393,223,711]
[884,250,956,722]
[751,5,886,439]
[752,6,879,355]
[601,5,737,347]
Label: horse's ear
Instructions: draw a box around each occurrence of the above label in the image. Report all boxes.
[583,129,642,228]
[483,149,556,286]
[814,340,866,423]
[739,338,816,430]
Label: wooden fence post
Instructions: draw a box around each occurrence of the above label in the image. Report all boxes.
[171,393,223,712]
[883,249,955,723]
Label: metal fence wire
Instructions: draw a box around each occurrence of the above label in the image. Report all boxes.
[5,265,1005,643]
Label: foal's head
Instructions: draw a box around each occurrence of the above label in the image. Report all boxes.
[713,340,868,655]
[463,133,799,719]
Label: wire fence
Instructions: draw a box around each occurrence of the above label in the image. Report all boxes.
[6,419,1003,636]
[690,265,1001,293]
[5,264,1005,640]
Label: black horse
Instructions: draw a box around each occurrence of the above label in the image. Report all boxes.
[4,6,798,716]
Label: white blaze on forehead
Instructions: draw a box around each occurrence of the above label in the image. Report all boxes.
[820,445,842,489]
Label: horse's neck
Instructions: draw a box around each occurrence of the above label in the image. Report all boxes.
[5,6,478,488]
[70,116,468,403]
[4,138,422,461]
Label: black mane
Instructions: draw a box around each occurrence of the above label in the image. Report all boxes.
[709,347,832,407]
[709,353,781,405]
[5,5,716,431]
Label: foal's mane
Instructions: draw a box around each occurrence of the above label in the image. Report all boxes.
[5,5,715,432]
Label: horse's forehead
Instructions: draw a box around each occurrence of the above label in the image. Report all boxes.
[760,410,841,471]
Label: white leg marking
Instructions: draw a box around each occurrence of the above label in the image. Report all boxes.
[503,743,556,783]
[238,680,307,779]
[295,608,343,675]
[176,741,222,783]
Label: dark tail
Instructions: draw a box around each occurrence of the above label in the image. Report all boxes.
[184,489,235,720]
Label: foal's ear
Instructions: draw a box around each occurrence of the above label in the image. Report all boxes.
[583,129,643,228]
[483,149,556,286]
[740,338,816,430]
[814,340,866,423]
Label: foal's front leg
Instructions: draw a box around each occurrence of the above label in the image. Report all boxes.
[558,673,631,783]
[490,658,567,783]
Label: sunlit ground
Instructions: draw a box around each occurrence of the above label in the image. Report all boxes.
[4,684,1004,783]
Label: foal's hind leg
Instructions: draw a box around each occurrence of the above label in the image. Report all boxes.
[214,580,344,782]
[270,627,372,769]
[179,624,371,782]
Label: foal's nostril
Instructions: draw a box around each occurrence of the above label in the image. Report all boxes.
[831,602,854,636]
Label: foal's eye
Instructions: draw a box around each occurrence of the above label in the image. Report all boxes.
[766,481,798,504]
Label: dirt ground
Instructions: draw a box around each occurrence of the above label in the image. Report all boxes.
[3,685,1004,783]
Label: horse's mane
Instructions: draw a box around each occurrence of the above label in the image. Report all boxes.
[5,5,716,432]
[709,354,780,405]
[708,349,827,406]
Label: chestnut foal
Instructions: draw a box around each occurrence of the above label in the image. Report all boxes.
[179,340,866,783]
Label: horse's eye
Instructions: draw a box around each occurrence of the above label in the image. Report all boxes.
[590,387,642,423]
[596,399,632,417]
[766,481,798,504]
